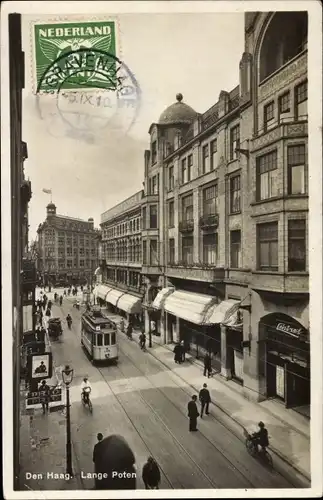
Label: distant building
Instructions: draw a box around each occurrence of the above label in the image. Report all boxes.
[36,203,100,286]
[98,191,144,326]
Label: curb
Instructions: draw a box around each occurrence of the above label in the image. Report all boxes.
[130,331,311,483]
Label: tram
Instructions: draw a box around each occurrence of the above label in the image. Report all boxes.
[81,306,118,364]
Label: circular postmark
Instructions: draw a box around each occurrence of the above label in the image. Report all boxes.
[35,48,141,140]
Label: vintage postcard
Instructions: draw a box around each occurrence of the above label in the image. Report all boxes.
[1,0,322,498]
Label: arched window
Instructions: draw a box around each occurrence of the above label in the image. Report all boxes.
[259,12,307,82]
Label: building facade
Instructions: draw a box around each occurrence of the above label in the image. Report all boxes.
[36,203,100,287]
[98,191,144,326]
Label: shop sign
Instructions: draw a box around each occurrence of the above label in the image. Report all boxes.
[27,351,53,381]
[275,321,307,340]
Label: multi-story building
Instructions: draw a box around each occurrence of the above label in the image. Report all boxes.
[146,11,309,411]
[98,191,143,325]
[36,203,100,287]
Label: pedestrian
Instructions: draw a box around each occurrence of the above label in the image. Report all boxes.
[180,340,186,362]
[47,300,52,310]
[139,331,146,350]
[45,308,51,318]
[203,352,212,378]
[142,456,161,489]
[64,289,67,296]
[187,395,199,431]
[93,432,104,488]
[119,318,125,332]
[173,343,182,364]
[59,295,63,306]
[199,383,211,417]
[93,434,136,490]
[126,322,133,340]
[38,379,51,414]
[68,288,71,296]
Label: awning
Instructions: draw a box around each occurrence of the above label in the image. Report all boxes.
[164,290,217,325]
[117,294,142,314]
[152,287,175,309]
[94,284,112,300]
[223,309,243,329]
[204,299,240,325]
[94,267,102,276]
[106,289,124,306]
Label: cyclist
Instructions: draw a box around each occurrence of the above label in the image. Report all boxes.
[251,421,269,452]
[81,377,92,405]
[66,314,72,329]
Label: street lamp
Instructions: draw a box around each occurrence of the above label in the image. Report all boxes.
[62,364,74,477]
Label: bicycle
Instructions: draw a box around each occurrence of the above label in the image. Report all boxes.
[81,389,93,413]
[244,429,273,470]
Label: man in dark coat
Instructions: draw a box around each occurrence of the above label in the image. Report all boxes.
[93,434,136,490]
[187,395,199,431]
[173,343,182,364]
[93,433,104,488]
[199,383,211,417]
[203,352,212,377]
[142,456,161,489]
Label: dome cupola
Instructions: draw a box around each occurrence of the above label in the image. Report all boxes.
[158,93,198,126]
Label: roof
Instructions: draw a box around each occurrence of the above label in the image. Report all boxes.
[158,93,198,126]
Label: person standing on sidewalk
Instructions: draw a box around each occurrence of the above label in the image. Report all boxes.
[93,433,104,487]
[142,456,161,489]
[38,379,51,414]
[180,340,186,362]
[187,395,199,431]
[203,352,212,377]
[199,383,211,417]
[59,295,63,306]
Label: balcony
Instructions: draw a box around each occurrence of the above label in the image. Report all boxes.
[251,271,309,294]
[199,214,219,230]
[251,119,308,152]
[179,219,194,233]
[166,263,225,283]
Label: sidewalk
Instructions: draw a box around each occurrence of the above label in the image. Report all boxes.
[127,326,310,481]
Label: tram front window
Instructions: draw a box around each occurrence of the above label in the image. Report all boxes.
[97,333,103,346]
[111,332,116,345]
[104,334,110,345]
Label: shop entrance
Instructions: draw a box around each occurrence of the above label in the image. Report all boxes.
[260,313,310,409]
[227,328,244,383]
[180,320,221,372]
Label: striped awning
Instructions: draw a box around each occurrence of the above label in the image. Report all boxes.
[204,299,240,325]
[106,289,124,307]
[94,284,112,300]
[163,290,217,325]
[94,267,102,276]
[152,287,175,309]
[117,294,142,314]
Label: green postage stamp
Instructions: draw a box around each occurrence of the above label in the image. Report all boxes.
[33,20,118,91]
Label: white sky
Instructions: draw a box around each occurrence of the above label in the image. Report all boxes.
[22,12,244,239]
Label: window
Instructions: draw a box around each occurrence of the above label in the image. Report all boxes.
[151,141,157,164]
[188,155,193,181]
[152,176,158,194]
[182,194,193,221]
[288,219,306,271]
[295,80,308,120]
[257,222,278,271]
[149,205,158,228]
[168,201,174,227]
[181,158,187,184]
[256,151,278,200]
[142,241,147,264]
[230,125,240,160]
[150,240,158,265]
[67,247,72,256]
[230,230,241,268]
[288,145,306,195]
[203,233,217,264]
[279,92,290,115]
[168,166,174,190]
[230,175,241,213]
[80,259,84,267]
[142,207,146,230]
[202,145,209,173]
[80,248,84,255]
[182,236,193,264]
[210,139,217,170]
[264,101,275,131]
[67,260,73,268]
[136,218,140,231]
[96,334,103,347]
[169,238,175,264]
[203,184,218,215]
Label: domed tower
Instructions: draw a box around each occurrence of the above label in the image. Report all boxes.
[158,93,198,127]
[46,202,56,217]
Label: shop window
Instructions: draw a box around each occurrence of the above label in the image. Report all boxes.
[181,158,187,184]
[202,145,209,173]
[230,230,241,268]
[182,236,193,264]
[230,125,240,160]
[203,184,218,215]
[182,193,193,221]
[210,139,217,171]
[203,233,217,265]
[168,201,174,227]
[295,80,307,120]
[279,91,290,116]
[256,150,278,200]
[257,222,278,271]
[288,145,306,195]
[188,155,193,181]
[230,175,241,213]
[150,240,158,265]
[264,101,275,131]
[168,165,174,190]
[169,238,175,264]
[149,205,158,228]
[288,219,306,271]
